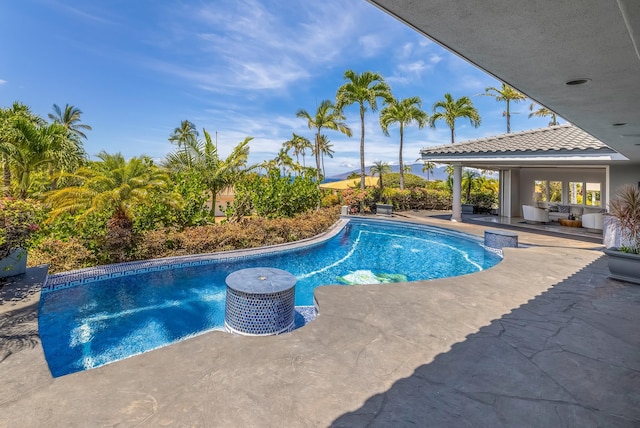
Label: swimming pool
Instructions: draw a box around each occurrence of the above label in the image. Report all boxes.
[39,218,502,376]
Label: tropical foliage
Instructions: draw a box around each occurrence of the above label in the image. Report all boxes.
[369,161,391,190]
[483,83,527,133]
[0,197,43,259]
[429,93,481,144]
[529,102,559,126]
[336,70,392,189]
[296,100,351,182]
[380,96,428,189]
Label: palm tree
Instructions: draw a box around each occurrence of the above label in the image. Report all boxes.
[483,83,527,133]
[47,151,177,222]
[316,135,334,179]
[336,70,392,189]
[164,131,252,218]
[274,147,294,175]
[370,160,391,190]
[429,93,481,145]
[48,104,92,141]
[462,169,479,202]
[169,120,199,150]
[529,102,558,126]
[296,100,351,182]
[4,118,83,198]
[422,161,435,182]
[380,96,428,190]
[0,103,44,195]
[283,133,312,169]
[47,151,179,262]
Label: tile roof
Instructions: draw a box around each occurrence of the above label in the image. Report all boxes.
[420,124,616,156]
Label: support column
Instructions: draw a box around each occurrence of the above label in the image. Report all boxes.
[452,163,462,222]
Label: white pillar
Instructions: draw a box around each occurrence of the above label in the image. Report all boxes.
[452,163,462,222]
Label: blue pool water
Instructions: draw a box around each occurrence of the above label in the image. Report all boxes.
[39,218,502,376]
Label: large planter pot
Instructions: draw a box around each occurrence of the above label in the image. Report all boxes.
[604,248,640,285]
[461,204,474,214]
[0,248,27,279]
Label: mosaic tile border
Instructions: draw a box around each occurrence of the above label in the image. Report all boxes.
[42,219,349,294]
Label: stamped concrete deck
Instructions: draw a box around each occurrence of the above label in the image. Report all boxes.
[1,214,638,427]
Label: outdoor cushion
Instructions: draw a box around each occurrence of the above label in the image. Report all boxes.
[558,205,570,213]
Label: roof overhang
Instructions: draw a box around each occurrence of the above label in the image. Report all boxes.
[421,153,626,169]
[367,0,640,164]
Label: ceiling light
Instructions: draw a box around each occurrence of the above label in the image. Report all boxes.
[565,78,591,86]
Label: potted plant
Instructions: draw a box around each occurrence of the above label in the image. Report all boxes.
[0,197,41,278]
[603,184,640,284]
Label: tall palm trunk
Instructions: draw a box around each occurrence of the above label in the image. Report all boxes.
[315,132,322,182]
[506,100,511,133]
[450,126,455,145]
[2,155,10,196]
[399,124,405,190]
[359,105,366,190]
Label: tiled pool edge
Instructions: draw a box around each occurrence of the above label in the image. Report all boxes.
[42,219,350,294]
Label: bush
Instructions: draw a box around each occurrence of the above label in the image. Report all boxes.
[340,188,377,213]
[29,237,97,273]
[0,197,45,259]
[466,191,498,213]
[227,169,321,220]
[134,206,340,260]
[382,173,427,189]
[321,192,340,208]
[380,188,452,211]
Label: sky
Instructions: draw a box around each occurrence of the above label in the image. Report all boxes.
[0,0,562,177]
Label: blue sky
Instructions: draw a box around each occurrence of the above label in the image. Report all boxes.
[0,0,561,177]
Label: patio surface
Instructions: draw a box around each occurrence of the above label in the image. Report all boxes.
[1,213,638,427]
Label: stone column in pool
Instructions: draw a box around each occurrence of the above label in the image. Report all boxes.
[224,267,296,336]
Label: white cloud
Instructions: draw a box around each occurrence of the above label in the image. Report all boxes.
[0,79,6,85]
[140,0,369,94]
[358,34,386,57]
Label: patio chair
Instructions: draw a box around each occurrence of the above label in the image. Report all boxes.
[522,205,549,224]
[581,212,603,233]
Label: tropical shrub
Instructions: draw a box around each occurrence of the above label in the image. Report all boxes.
[228,169,321,220]
[380,188,451,211]
[28,237,96,273]
[135,206,340,260]
[0,197,44,258]
[321,191,340,208]
[466,191,498,213]
[340,187,377,213]
[382,173,426,189]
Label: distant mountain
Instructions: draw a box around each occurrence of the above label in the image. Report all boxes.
[328,163,448,182]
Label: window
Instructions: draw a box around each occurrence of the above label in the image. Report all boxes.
[534,180,562,203]
[534,180,548,202]
[569,182,583,204]
[549,181,562,202]
[585,182,601,206]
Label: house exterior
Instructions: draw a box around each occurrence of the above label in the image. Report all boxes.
[420,125,628,220]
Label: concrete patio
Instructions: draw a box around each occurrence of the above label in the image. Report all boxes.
[1,214,638,427]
